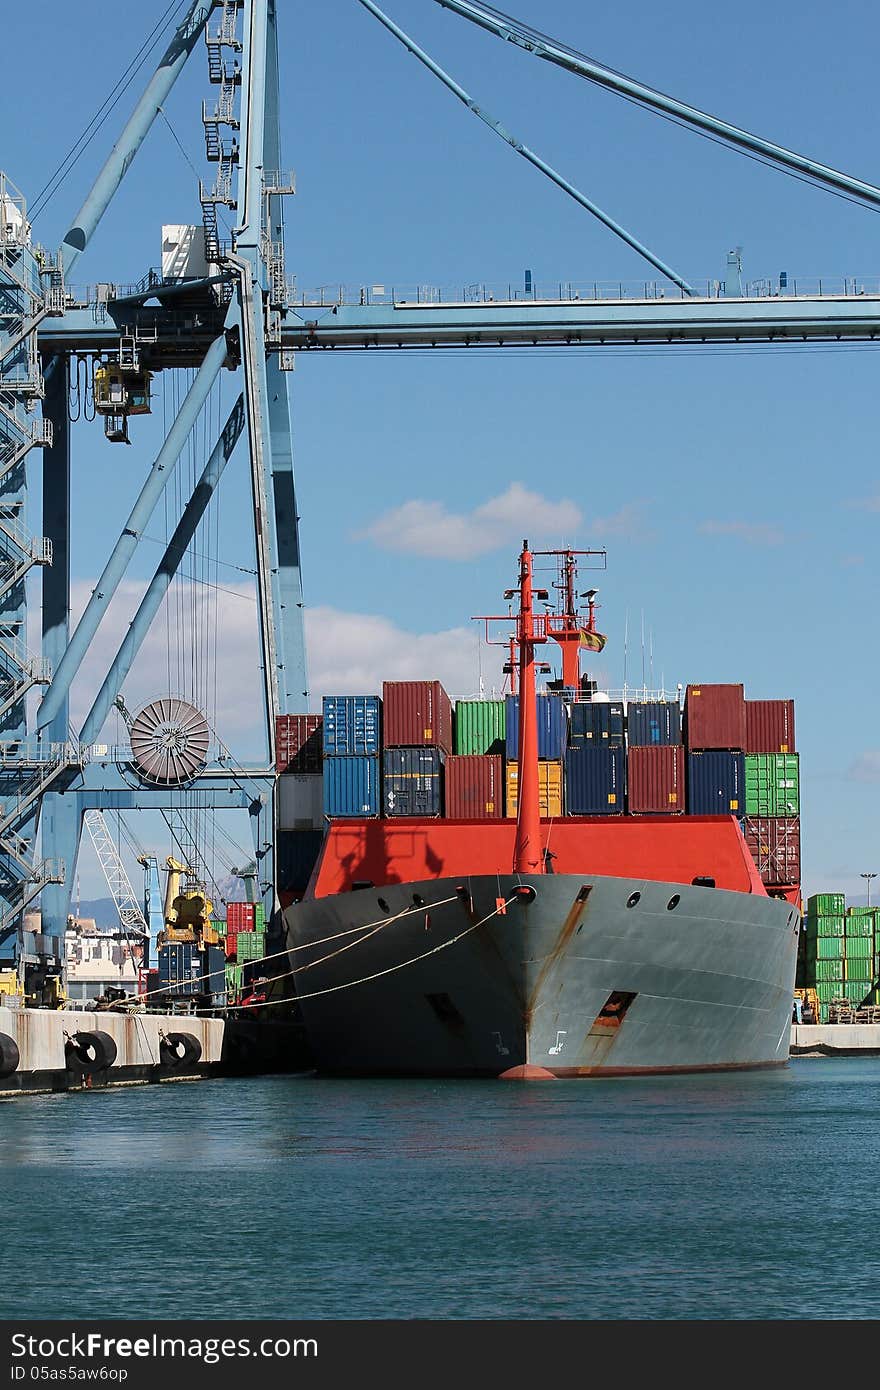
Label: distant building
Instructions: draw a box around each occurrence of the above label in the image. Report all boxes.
[64,917,142,1002]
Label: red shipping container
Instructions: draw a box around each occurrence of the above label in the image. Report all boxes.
[445,755,504,819]
[685,683,746,750]
[275,714,323,773]
[226,901,256,932]
[627,745,685,813]
[745,699,795,753]
[382,680,453,753]
[224,931,238,960]
[743,816,801,886]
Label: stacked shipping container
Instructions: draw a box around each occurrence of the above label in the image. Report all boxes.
[798,893,879,1020]
[298,677,799,892]
[504,692,566,819]
[381,681,451,817]
[322,695,383,817]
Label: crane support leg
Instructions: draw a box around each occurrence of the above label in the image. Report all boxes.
[41,356,70,745]
[38,791,81,939]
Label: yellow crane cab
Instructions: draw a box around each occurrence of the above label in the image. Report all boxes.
[93,362,152,417]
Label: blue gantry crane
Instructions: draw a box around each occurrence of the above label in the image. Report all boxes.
[1,0,880,995]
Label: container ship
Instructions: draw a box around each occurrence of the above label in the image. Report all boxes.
[277,543,801,1078]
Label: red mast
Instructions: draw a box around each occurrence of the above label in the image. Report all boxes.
[513,540,545,876]
[541,548,607,689]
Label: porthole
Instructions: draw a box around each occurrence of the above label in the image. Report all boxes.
[626,891,641,909]
[666,894,680,911]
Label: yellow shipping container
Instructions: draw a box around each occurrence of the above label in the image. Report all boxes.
[505,760,563,818]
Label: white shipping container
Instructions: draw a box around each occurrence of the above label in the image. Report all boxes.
[278,774,324,830]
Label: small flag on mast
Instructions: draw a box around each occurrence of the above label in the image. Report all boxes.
[579,629,606,653]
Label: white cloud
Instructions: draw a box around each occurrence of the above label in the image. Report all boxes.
[360,482,582,559]
[304,606,506,701]
[698,520,786,546]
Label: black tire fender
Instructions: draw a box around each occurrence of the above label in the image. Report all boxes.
[159,1031,202,1070]
[0,1032,20,1078]
[65,1029,118,1073]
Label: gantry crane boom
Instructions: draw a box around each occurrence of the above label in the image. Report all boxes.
[82,810,148,937]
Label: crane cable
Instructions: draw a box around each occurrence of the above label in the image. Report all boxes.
[29,0,189,222]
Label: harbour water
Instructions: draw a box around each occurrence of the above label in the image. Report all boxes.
[2,1060,880,1321]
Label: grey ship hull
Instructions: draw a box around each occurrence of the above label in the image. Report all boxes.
[282,874,800,1077]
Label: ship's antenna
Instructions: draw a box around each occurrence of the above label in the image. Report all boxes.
[649,627,654,692]
[640,609,646,694]
[623,609,628,700]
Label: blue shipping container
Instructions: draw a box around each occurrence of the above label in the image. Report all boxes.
[569,700,625,747]
[323,755,382,817]
[322,695,382,756]
[157,942,201,996]
[277,828,325,892]
[383,747,444,817]
[565,747,625,814]
[626,700,682,747]
[505,694,567,760]
[687,751,746,815]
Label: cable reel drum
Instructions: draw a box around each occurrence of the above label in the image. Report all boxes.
[129,697,211,785]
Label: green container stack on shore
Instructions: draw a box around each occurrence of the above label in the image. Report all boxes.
[800,894,879,1018]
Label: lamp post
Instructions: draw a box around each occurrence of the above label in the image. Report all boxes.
[860,872,877,908]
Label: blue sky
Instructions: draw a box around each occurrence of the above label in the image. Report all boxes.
[5,0,880,902]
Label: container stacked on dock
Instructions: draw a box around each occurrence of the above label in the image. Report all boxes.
[447,698,505,819]
[224,900,267,999]
[322,695,383,818]
[799,895,845,1020]
[505,693,566,816]
[382,681,451,817]
[843,906,876,1007]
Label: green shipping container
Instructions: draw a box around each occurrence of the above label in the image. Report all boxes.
[454,700,506,755]
[236,930,266,963]
[814,959,844,982]
[807,935,845,960]
[844,981,871,1004]
[816,982,846,1003]
[845,911,875,937]
[744,753,799,816]
[844,935,872,960]
[225,963,243,994]
[807,893,846,916]
[254,903,266,927]
[805,914,845,938]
